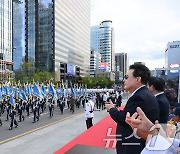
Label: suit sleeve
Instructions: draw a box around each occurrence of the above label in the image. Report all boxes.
[109,95,144,126]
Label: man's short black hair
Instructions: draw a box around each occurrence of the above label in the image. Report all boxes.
[148,76,165,92]
[129,64,151,85]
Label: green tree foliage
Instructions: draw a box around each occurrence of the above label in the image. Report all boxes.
[33,71,53,82]
[81,75,114,88]
[15,62,54,83]
[15,62,32,82]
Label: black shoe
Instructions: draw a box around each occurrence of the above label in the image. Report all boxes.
[32,121,36,123]
[15,125,18,128]
[0,123,3,126]
[9,127,12,130]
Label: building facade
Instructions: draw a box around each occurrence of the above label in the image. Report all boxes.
[115,53,128,77]
[90,20,115,71]
[165,41,180,79]
[0,0,14,81]
[90,50,101,77]
[13,0,90,81]
[54,0,90,81]
[13,0,26,71]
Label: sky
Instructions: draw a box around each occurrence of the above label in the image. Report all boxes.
[91,0,180,70]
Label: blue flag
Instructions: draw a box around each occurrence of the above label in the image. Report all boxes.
[48,84,58,99]
[33,83,44,99]
[10,94,15,107]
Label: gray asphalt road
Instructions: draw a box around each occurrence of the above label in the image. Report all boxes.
[0,96,128,154]
[0,109,109,154]
[0,105,85,144]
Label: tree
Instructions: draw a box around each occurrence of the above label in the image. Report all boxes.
[33,71,54,82]
[81,75,114,88]
[15,62,55,83]
[81,76,94,88]
[15,62,33,82]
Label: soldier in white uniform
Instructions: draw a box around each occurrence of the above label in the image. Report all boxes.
[85,96,94,129]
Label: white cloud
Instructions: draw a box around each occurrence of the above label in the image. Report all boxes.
[91,0,180,70]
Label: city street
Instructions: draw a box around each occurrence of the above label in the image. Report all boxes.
[0,105,85,144]
[0,107,109,154]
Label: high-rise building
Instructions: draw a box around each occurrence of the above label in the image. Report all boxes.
[13,0,90,81]
[115,53,128,77]
[165,41,180,79]
[90,20,115,71]
[13,0,26,71]
[90,50,101,77]
[0,0,14,81]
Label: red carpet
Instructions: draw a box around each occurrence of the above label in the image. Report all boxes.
[54,106,124,154]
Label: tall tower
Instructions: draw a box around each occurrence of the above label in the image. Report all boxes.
[0,0,13,81]
[13,0,26,71]
[165,41,180,79]
[91,20,115,71]
[115,53,128,77]
[90,50,101,77]
[13,0,90,81]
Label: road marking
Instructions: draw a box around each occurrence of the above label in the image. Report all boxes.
[0,111,84,145]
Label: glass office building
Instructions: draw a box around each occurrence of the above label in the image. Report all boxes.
[54,0,90,80]
[91,20,115,71]
[0,0,14,80]
[13,0,90,80]
[13,0,26,71]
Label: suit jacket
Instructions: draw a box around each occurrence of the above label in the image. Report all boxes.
[109,86,159,154]
[156,93,169,123]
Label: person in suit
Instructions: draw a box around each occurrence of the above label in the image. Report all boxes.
[148,76,170,123]
[105,64,159,154]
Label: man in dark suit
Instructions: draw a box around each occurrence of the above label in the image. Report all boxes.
[148,76,169,123]
[105,64,159,154]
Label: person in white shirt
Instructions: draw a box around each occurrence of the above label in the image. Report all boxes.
[125,107,180,154]
[85,96,94,129]
[102,92,107,110]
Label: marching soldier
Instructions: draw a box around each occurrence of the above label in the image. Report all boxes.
[9,107,18,130]
[5,97,11,121]
[40,97,46,113]
[69,94,75,114]
[48,95,54,118]
[36,98,41,117]
[0,118,2,126]
[18,100,25,122]
[0,101,2,125]
[57,96,65,114]
[26,99,30,116]
[32,99,39,123]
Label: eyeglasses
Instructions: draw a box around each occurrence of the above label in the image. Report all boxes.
[124,75,134,79]
[124,75,129,79]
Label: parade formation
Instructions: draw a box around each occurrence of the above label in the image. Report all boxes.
[0,81,122,131]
